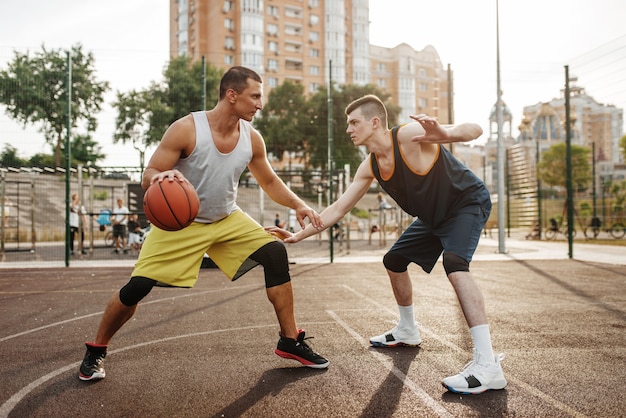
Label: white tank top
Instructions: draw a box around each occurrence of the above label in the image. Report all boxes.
[174,111,253,223]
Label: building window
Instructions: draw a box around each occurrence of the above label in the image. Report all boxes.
[309,48,320,58]
[419,82,428,92]
[376,63,386,72]
[284,24,302,36]
[225,36,235,50]
[267,59,278,72]
[378,78,386,88]
[309,83,319,93]
[267,23,278,36]
[310,65,320,75]
[309,32,319,42]
[418,98,428,108]
[308,0,319,8]
[224,18,234,31]
[268,5,279,18]
[268,41,278,53]
[223,0,233,12]
[268,77,278,87]
[224,55,234,65]
[285,6,302,19]
[309,14,319,25]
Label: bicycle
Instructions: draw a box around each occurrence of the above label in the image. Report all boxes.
[590,217,626,239]
[545,217,577,240]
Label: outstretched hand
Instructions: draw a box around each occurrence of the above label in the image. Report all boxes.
[408,114,449,143]
[265,226,298,243]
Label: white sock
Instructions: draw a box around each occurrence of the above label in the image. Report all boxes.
[470,324,495,362]
[397,304,416,330]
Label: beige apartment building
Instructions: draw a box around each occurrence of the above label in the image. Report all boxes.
[169,0,451,122]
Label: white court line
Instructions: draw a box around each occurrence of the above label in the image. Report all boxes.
[0,285,261,343]
[338,284,589,418]
[326,310,454,418]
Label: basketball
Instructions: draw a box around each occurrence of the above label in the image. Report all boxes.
[143,178,200,231]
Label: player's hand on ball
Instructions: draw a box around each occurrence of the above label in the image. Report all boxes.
[150,169,189,185]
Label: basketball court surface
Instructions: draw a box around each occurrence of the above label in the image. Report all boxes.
[0,238,625,417]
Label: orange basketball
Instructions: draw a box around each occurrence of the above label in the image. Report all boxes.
[143,178,200,231]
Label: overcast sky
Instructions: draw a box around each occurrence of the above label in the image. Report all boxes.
[1,0,625,167]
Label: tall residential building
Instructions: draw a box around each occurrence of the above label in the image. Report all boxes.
[520,83,623,166]
[169,0,450,121]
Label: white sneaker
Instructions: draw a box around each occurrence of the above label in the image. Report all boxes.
[369,325,422,347]
[442,349,507,394]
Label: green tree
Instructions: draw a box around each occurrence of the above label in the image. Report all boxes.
[151,56,221,135]
[112,57,221,169]
[538,142,592,192]
[620,134,626,161]
[255,81,308,168]
[0,44,109,167]
[66,134,105,167]
[0,144,28,167]
[113,90,153,172]
[28,153,56,168]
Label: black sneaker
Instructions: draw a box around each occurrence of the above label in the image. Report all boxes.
[112,249,119,254]
[79,342,107,381]
[274,330,329,369]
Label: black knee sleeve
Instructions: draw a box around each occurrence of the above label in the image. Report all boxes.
[119,276,157,306]
[249,241,291,288]
[383,251,410,273]
[442,253,470,276]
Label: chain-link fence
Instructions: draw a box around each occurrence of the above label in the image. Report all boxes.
[0,168,410,265]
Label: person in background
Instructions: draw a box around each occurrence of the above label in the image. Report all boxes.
[110,198,129,255]
[69,193,87,255]
[127,213,143,256]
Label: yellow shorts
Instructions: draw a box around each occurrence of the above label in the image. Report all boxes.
[132,210,276,287]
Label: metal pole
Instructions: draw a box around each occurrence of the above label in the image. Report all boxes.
[327,60,334,262]
[495,0,506,253]
[536,140,542,239]
[591,142,597,227]
[202,56,206,110]
[447,63,454,153]
[565,65,573,258]
[1,171,5,259]
[65,52,72,267]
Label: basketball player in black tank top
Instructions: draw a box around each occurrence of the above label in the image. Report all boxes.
[269,94,507,395]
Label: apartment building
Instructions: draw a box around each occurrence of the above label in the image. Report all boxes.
[169,0,451,121]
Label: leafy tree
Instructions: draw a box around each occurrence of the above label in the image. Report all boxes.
[112,56,222,168]
[255,81,308,168]
[28,153,56,168]
[0,44,109,167]
[65,134,105,167]
[0,144,28,167]
[150,56,222,137]
[113,89,153,172]
[537,142,591,192]
[620,134,626,161]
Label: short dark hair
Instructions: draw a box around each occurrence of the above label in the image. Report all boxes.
[219,66,263,99]
[345,94,388,128]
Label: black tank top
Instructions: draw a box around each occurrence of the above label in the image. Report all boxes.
[371,126,491,227]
